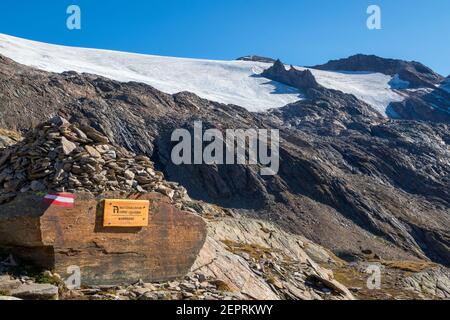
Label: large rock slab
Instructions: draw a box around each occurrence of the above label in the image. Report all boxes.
[10,283,59,300]
[191,215,354,300]
[0,192,207,285]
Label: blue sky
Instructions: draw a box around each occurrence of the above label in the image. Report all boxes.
[1,0,449,75]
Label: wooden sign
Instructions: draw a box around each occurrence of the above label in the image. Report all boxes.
[103,199,149,227]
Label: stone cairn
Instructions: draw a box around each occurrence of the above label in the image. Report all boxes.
[0,116,188,205]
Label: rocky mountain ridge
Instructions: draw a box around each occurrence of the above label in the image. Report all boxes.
[261,60,321,90]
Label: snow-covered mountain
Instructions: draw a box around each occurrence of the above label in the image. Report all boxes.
[0,33,404,114]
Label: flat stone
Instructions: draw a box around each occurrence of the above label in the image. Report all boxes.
[72,127,88,140]
[132,287,150,296]
[143,283,157,291]
[85,145,101,159]
[10,283,59,300]
[61,136,77,155]
[80,126,109,143]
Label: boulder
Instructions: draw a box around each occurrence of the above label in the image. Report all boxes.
[0,192,207,286]
[261,60,321,90]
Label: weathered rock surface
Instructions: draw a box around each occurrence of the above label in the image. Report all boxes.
[192,216,354,300]
[261,59,320,90]
[0,192,207,285]
[331,260,450,300]
[10,283,59,300]
[401,265,450,299]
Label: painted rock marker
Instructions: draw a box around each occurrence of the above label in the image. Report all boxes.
[43,192,75,208]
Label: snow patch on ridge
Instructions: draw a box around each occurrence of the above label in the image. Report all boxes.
[303,69,406,115]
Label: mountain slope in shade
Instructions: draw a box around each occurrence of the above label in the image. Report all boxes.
[0,33,404,114]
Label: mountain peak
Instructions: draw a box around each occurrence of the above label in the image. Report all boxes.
[236,55,276,63]
[311,54,443,88]
[261,60,320,91]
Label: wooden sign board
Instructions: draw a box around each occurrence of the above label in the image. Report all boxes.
[103,199,150,227]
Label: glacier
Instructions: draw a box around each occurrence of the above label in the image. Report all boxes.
[0,33,404,114]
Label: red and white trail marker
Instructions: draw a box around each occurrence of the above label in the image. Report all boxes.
[43,192,75,208]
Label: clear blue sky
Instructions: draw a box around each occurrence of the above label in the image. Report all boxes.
[1,0,449,75]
